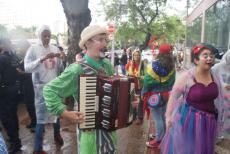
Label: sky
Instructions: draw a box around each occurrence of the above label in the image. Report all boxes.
[0,0,64,24]
[0,0,65,33]
[0,0,189,33]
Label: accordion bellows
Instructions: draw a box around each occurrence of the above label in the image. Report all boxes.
[79,75,135,131]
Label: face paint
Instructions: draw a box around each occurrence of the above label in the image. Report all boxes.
[92,36,109,44]
[200,53,215,60]
[199,49,215,66]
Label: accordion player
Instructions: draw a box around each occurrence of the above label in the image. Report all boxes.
[78,75,135,131]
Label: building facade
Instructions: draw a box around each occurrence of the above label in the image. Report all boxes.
[184,0,230,68]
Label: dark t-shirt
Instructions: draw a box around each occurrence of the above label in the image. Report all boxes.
[120,54,127,65]
[0,51,17,86]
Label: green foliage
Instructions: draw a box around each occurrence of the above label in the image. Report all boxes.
[108,16,185,48]
[115,22,145,48]
[156,16,186,44]
[102,0,167,31]
[8,26,37,39]
[101,0,185,48]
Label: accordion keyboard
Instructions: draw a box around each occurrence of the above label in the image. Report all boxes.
[79,76,98,129]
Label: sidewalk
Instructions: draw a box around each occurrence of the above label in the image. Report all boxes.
[146,119,160,154]
[2,103,151,154]
[215,134,230,154]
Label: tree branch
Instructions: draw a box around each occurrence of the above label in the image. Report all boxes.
[129,0,149,25]
[149,0,159,25]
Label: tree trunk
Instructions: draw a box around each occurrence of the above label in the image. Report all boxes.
[139,32,151,51]
[60,0,91,64]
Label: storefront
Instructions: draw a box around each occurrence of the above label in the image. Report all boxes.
[184,0,230,68]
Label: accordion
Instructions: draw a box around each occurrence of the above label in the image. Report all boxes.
[78,75,135,131]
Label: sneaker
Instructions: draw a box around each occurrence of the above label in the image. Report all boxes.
[146,140,160,148]
[33,150,48,154]
[148,133,156,140]
[216,135,225,144]
[54,134,64,146]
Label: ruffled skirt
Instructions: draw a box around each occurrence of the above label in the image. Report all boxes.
[160,103,217,154]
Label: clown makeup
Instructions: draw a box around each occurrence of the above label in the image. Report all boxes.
[198,49,215,65]
[85,34,109,60]
[199,53,215,60]
[200,53,215,60]
[91,35,109,44]
[90,34,109,51]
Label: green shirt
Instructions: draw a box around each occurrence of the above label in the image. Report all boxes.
[43,57,117,154]
[43,57,115,116]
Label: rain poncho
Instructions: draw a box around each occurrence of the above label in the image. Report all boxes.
[24,25,63,124]
[161,68,224,154]
[212,50,230,131]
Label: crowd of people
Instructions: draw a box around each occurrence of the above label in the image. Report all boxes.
[0,24,230,154]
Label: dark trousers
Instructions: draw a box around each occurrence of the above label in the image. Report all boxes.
[133,100,144,120]
[120,65,126,75]
[23,80,36,124]
[34,119,61,151]
[0,87,20,144]
[132,89,144,120]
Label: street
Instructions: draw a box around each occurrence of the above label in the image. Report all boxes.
[3,101,230,154]
[1,67,230,154]
[5,103,158,154]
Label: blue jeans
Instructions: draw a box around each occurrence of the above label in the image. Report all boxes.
[120,65,126,75]
[150,105,166,141]
[34,119,60,151]
[0,133,8,154]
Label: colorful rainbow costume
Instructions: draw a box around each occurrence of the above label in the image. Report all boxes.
[142,61,175,116]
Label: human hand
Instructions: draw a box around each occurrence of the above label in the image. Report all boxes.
[16,68,25,74]
[132,95,140,108]
[132,100,139,108]
[40,53,56,62]
[59,51,66,61]
[166,118,172,131]
[61,110,85,124]
[225,84,230,91]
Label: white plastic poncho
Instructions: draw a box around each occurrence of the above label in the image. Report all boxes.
[212,50,230,132]
[24,25,63,124]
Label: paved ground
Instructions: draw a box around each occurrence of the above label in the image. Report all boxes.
[2,97,230,154]
[1,66,230,154]
[2,103,154,154]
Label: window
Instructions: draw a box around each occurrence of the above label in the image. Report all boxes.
[204,0,230,52]
[186,15,202,47]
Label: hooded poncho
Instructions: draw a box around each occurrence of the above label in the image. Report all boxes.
[212,50,230,132]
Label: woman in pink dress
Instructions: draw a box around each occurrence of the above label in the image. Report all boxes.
[160,44,227,154]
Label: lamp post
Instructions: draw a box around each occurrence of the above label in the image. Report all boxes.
[108,24,116,66]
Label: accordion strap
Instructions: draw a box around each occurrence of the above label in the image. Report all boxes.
[77,61,98,73]
[76,60,106,75]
